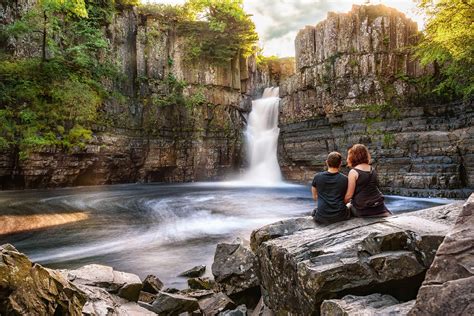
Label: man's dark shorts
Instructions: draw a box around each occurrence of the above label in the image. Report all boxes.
[312,207,351,224]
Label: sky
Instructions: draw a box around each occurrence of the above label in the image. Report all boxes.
[144,0,424,57]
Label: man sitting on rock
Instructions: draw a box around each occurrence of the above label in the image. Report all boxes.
[311,152,351,224]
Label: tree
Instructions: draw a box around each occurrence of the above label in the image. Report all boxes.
[416,0,474,99]
[183,0,258,63]
[39,0,88,61]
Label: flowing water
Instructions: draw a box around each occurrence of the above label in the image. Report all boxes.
[0,183,454,288]
[241,87,282,185]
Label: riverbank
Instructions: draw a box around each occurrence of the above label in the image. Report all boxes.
[1,193,472,315]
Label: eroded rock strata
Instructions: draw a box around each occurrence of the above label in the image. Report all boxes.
[251,201,463,314]
[278,4,473,198]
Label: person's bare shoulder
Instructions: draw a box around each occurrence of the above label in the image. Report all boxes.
[348,169,358,178]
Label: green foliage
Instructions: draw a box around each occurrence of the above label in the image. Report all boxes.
[64,124,93,148]
[40,0,88,18]
[141,74,185,111]
[115,0,140,7]
[383,133,395,147]
[416,0,474,99]
[0,109,15,150]
[184,86,207,109]
[256,54,279,67]
[358,102,401,123]
[0,0,121,157]
[349,59,358,68]
[145,74,207,110]
[138,3,192,23]
[327,52,343,65]
[180,0,258,64]
[139,0,258,64]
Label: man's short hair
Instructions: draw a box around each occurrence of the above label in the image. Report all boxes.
[326,152,342,168]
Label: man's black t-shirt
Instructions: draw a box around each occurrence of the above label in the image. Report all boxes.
[312,171,348,220]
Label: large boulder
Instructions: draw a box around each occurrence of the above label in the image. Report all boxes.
[198,292,236,316]
[180,289,215,300]
[250,217,318,251]
[188,277,214,290]
[252,202,463,314]
[409,194,474,315]
[212,238,260,299]
[179,265,207,278]
[139,291,157,303]
[251,297,274,316]
[321,294,414,315]
[63,264,143,302]
[144,291,199,314]
[0,244,86,315]
[79,284,155,315]
[142,274,164,294]
[218,304,247,316]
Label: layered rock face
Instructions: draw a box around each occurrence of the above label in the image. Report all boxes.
[278,4,474,198]
[0,2,270,189]
[251,201,463,314]
[409,194,474,315]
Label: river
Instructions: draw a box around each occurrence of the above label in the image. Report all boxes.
[0,182,453,288]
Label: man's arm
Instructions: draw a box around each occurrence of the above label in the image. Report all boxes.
[311,186,318,201]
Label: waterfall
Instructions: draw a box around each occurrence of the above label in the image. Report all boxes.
[242,87,282,185]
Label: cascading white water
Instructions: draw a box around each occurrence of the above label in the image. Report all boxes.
[242,87,282,185]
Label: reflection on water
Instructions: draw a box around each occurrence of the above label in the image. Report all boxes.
[0,212,88,235]
[0,183,455,288]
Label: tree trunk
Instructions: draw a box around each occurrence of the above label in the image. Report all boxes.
[42,10,47,62]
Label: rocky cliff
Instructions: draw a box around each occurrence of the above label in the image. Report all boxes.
[278,4,474,198]
[0,1,270,189]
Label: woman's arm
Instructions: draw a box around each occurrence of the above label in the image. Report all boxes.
[311,186,318,201]
[344,169,358,203]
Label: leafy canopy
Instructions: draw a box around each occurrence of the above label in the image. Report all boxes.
[140,0,258,64]
[40,0,88,17]
[185,0,258,62]
[416,0,474,99]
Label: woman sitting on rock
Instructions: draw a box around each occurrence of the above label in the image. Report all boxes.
[344,144,391,217]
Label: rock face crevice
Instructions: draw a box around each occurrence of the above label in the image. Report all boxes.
[278,4,473,198]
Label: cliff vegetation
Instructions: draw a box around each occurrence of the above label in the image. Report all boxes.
[415,0,473,100]
[0,0,258,159]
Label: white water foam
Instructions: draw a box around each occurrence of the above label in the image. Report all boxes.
[240,87,282,185]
